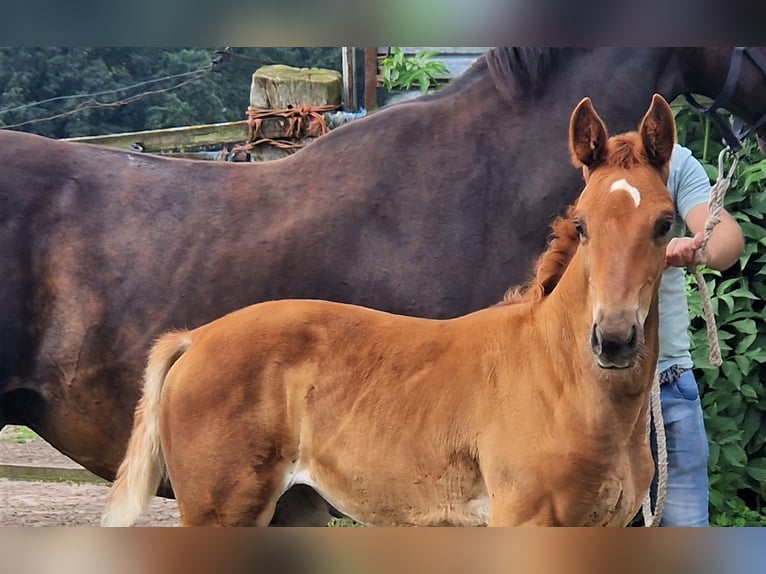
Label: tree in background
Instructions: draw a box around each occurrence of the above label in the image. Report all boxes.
[0,48,342,138]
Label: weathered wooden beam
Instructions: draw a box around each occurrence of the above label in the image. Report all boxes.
[64,117,321,154]
[0,463,109,485]
[65,121,251,153]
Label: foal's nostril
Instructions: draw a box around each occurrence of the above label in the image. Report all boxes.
[591,323,602,354]
[626,324,637,349]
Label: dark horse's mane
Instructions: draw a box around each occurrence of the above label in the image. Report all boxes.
[499,134,649,306]
[436,47,586,100]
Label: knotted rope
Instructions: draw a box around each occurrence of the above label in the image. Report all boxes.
[642,146,738,527]
[690,147,739,368]
[228,104,341,158]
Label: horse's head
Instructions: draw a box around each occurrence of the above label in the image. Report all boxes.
[569,94,676,369]
[672,48,766,154]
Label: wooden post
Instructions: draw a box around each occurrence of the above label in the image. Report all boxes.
[249,64,342,161]
[342,47,357,112]
[364,47,379,111]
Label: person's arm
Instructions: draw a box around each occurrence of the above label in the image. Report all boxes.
[665,202,744,270]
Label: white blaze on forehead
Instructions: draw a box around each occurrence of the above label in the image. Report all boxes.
[610,178,641,207]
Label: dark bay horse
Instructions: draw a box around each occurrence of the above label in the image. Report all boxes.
[103,95,677,527]
[1,48,766,524]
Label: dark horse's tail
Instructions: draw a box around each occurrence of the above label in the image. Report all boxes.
[101,331,192,527]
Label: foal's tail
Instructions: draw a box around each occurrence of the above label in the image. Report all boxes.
[101,331,192,527]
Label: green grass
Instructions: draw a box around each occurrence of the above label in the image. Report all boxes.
[0,425,41,444]
[328,517,364,527]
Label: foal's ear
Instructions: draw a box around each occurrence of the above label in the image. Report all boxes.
[569,97,609,169]
[639,94,676,170]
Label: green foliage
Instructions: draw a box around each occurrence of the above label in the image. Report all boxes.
[379,48,449,94]
[675,105,766,523]
[711,501,766,526]
[0,48,342,138]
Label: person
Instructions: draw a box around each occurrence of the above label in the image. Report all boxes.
[651,143,745,526]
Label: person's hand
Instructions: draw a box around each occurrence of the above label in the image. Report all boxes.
[665,232,704,268]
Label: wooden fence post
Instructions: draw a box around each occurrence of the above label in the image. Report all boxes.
[364,47,379,111]
[342,47,357,112]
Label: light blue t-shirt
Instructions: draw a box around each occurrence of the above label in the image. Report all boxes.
[658,144,712,372]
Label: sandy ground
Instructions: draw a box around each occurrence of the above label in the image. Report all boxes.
[0,426,180,527]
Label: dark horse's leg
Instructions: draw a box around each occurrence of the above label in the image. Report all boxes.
[270,485,339,526]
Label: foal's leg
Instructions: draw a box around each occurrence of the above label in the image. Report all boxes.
[482,460,561,526]
[166,435,294,526]
[174,468,288,527]
[486,480,595,526]
[175,479,334,526]
[487,495,559,526]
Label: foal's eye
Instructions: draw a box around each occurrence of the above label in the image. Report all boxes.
[574,220,587,241]
[655,217,674,239]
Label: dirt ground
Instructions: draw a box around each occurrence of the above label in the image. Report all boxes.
[0,426,180,527]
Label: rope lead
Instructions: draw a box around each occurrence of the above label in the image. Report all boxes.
[692,147,739,368]
[642,145,738,526]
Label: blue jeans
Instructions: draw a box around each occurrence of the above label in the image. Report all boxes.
[649,369,710,526]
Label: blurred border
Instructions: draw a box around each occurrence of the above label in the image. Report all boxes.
[0,4,761,573]
[2,527,762,574]
[0,0,756,45]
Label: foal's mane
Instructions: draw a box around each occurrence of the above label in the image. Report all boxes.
[499,206,580,305]
[600,133,650,169]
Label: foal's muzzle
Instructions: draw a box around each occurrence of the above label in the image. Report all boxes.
[591,312,643,369]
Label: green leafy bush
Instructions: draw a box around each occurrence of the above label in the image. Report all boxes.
[379,48,449,94]
[711,501,766,526]
[674,104,766,525]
